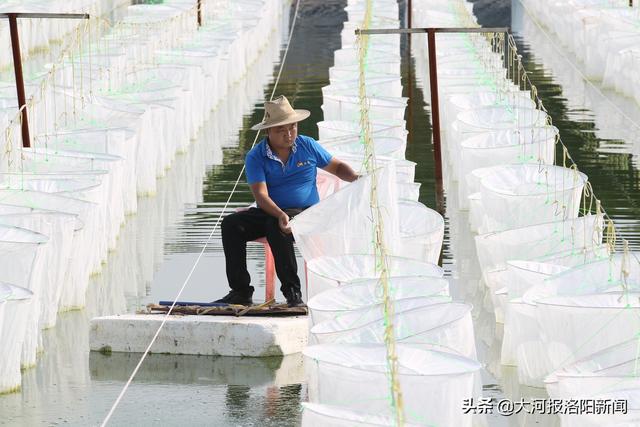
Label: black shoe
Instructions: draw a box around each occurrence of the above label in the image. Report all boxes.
[283,288,306,308]
[214,289,253,306]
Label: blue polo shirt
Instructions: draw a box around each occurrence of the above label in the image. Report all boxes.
[245,135,333,209]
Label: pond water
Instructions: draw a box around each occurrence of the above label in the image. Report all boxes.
[2,0,640,425]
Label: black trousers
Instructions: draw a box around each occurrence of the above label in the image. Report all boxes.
[221,207,304,295]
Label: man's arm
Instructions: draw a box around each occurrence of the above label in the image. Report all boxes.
[322,157,359,182]
[249,182,292,233]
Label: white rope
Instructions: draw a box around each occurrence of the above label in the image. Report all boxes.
[100,0,302,425]
[517,0,640,133]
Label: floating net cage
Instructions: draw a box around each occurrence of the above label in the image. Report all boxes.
[474,214,604,274]
[0,220,47,381]
[301,402,422,427]
[397,200,445,264]
[317,119,408,141]
[405,0,640,409]
[498,249,628,384]
[0,282,33,393]
[448,107,550,181]
[310,298,477,360]
[0,189,100,307]
[505,259,570,299]
[535,252,640,299]
[329,64,400,82]
[292,0,461,422]
[2,0,636,422]
[341,25,400,52]
[546,338,640,401]
[333,47,401,70]
[475,163,588,232]
[307,276,450,325]
[558,387,640,427]
[0,0,294,393]
[481,240,610,324]
[0,209,77,329]
[292,165,401,259]
[522,0,640,106]
[322,76,402,98]
[456,126,558,208]
[304,343,481,427]
[305,254,444,300]
[320,135,407,160]
[321,94,408,123]
[443,90,534,122]
[498,246,614,361]
[534,292,640,380]
[332,151,417,183]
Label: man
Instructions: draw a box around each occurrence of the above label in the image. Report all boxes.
[215,95,359,307]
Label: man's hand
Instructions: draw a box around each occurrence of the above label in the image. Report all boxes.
[323,158,359,182]
[278,212,292,234]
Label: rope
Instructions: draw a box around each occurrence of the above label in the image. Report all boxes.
[99,0,302,425]
[496,30,623,249]
[356,1,404,424]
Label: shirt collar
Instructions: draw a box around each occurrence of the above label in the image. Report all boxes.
[263,137,297,161]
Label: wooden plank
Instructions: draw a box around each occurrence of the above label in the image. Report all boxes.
[146,303,308,317]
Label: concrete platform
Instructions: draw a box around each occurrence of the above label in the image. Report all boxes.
[90,314,309,357]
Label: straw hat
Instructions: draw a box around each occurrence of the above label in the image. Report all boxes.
[250,95,310,131]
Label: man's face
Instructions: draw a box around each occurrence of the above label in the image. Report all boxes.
[267,122,298,150]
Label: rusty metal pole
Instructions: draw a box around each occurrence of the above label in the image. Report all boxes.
[426,28,444,213]
[357,26,508,216]
[406,0,413,163]
[8,13,30,148]
[197,0,202,27]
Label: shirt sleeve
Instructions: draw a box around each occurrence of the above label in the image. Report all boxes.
[305,136,333,168]
[245,151,266,184]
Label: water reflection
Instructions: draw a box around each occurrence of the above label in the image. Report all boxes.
[89,352,304,386]
[90,352,306,427]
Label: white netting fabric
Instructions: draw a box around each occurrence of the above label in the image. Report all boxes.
[304,344,481,426]
[406,0,640,405]
[291,165,400,261]
[297,0,463,424]
[307,276,450,325]
[305,253,444,299]
[310,299,477,359]
[0,0,292,393]
[536,292,640,375]
[0,283,33,393]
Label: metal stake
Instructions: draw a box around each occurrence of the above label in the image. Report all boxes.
[406,0,413,160]
[426,28,445,213]
[8,14,30,148]
[2,12,90,148]
[357,26,509,215]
